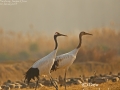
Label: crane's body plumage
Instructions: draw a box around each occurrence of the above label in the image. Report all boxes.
[32,50,57,75]
[52,49,79,71]
[51,31,92,90]
[24,32,67,90]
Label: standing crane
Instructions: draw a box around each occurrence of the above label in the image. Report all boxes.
[24,32,67,90]
[51,31,92,90]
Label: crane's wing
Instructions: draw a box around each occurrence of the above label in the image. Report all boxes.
[50,53,70,72]
[50,56,62,72]
[51,49,78,72]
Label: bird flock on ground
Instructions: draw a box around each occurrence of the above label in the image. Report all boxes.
[0,72,120,90]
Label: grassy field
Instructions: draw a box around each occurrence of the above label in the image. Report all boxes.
[0,28,120,90]
[0,61,120,90]
[7,81,120,90]
[0,60,120,83]
[0,28,120,75]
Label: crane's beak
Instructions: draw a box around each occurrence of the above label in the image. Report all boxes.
[85,32,92,35]
[60,34,67,37]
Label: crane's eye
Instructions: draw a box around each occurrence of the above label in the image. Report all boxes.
[82,32,85,35]
[55,32,59,35]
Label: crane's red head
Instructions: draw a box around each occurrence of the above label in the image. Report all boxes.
[54,32,67,37]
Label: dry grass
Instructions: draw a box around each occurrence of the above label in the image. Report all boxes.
[0,28,120,89]
[0,28,120,62]
[98,81,120,90]
[3,81,119,90]
[0,61,119,83]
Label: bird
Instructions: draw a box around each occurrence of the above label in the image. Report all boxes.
[51,31,92,90]
[24,32,67,90]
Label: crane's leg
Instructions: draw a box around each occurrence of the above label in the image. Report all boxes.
[51,76,58,87]
[48,75,58,90]
[64,70,67,90]
[35,76,40,90]
[50,78,58,90]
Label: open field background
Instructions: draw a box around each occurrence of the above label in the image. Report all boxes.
[0,1,120,89]
[0,28,120,84]
[15,81,120,90]
[1,81,120,90]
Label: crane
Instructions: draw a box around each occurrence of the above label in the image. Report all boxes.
[24,32,67,90]
[51,31,92,90]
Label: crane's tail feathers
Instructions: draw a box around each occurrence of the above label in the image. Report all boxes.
[24,68,39,84]
[51,60,59,72]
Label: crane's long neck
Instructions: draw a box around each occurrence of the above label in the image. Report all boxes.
[76,34,82,49]
[54,36,58,50]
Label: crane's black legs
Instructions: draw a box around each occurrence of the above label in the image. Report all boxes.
[50,76,58,90]
[35,76,39,90]
[48,74,58,90]
[64,70,67,90]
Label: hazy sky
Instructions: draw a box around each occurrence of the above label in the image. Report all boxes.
[0,0,120,34]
